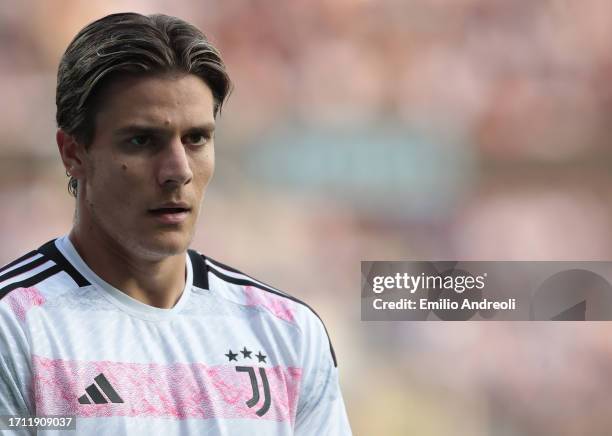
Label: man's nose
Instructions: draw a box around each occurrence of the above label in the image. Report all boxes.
[157,137,193,187]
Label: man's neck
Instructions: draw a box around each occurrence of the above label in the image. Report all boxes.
[68,227,186,309]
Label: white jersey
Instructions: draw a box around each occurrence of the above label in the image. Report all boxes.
[0,236,351,435]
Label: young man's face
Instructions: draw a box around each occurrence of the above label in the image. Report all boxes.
[77,73,216,259]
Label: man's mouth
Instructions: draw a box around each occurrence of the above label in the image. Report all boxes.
[149,207,190,215]
[148,204,191,224]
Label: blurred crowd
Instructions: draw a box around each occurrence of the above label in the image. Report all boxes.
[2,1,612,434]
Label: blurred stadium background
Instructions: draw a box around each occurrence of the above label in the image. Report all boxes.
[2,1,612,434]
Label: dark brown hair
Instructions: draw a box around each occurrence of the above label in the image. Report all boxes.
[56,12,232,196]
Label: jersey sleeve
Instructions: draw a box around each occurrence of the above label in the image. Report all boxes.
[0,298,34,417]
[294,310,352,435]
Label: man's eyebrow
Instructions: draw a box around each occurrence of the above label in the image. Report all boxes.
[113,123,216,137]
[185,123,216,134]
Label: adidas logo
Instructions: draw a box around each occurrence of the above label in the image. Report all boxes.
[78,373,124,405]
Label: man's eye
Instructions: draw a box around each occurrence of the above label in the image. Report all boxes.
[129,135,151,146]
[184,133,209,146]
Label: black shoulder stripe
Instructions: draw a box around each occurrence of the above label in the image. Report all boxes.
[0,256,48,283]
[37,240,89,287]
[206,258,290,297]
[206,261,288,297]
[188,250,209,290]
[0,250,38,274]
[206,256,245,275]
[0,264,63,300]
[207,262,338,367]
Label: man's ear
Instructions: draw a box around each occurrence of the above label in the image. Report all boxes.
[57,129,87,179]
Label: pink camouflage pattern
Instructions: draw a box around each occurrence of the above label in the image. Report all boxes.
[32,355,302,423]
[244,286,296,324]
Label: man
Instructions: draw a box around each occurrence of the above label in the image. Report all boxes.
[0,12,351,435]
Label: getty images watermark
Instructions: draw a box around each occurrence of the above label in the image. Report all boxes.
[361,262,612,321]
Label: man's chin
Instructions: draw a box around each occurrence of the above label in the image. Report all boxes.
[132,235,192,260]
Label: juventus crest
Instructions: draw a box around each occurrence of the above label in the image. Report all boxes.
[225,346,271,416]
